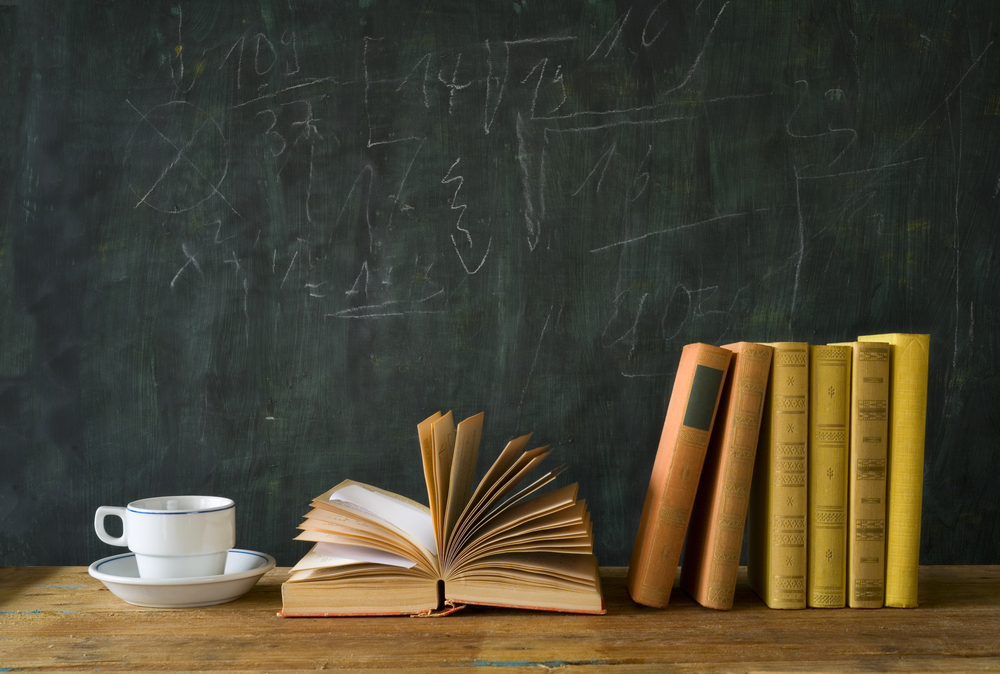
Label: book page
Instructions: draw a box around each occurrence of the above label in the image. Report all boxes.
[301,499,436,566]
[328,482,437,556]
[289,543,416,574]
[286,562,436,584]
[452,510,592,570]
[290,545,360,573]
[417,411,442,542]
[430,411,456,552]
[462,433,533,516]
[294,527,427,567]
[446,473,569,565]
[442,412,484,548]
[311,541,417,569]
[463,496,586,553]
[455,552,600,584]
[448,446,551,554]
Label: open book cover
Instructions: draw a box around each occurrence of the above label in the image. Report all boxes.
[279,411,605,617]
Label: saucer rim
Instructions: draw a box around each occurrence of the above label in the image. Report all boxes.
[88,548,276,586]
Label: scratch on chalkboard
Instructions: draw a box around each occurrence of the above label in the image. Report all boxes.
[588,212,746,253]
[889,41,994,161]
[333,166,375,253]
[517,305,561,427]
[798,158,925,182]
[785,80,858,167]
[572,142,617,196]
[327,289,445,320]
[588,7,630,60]
[791,168,806,331]
[170,243,203,289]
[232,76,341,110]
[661,1,730,98]
[281,250,299,289]
[364,37,422,147]
[388,139,426,232]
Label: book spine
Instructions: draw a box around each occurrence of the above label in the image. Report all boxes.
[860,334,929,608]
[748,342,809,609]
[808,345,852,608]
[627,343,732,608]
[848,341,890,608]
[680,343,773,610]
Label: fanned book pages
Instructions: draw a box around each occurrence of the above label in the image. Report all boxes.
[279,411,605,617]
[627,343,733,608]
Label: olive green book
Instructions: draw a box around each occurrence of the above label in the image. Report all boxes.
[844,341,890,608]
[747,342,809,609]
[859,333,929,608]
[807,344,852,608]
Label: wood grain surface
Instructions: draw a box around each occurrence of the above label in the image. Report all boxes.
[2,566,998,672]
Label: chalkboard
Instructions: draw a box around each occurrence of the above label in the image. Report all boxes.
[2,0,998,568]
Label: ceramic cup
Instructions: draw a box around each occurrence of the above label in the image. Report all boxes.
[94,496,236,579]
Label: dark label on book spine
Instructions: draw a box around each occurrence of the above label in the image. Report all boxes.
[683,365,726,431]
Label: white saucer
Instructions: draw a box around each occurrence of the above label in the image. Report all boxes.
[88,549,276,608]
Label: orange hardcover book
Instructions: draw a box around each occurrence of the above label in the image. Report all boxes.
[680,342,773,609]
[627,343,733,608]
[280,411,604,617]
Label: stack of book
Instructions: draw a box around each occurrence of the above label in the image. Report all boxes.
[628,335,930,611]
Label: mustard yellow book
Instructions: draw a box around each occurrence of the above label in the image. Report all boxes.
[844,341,890,608]
[807,345,852,608]
[859,333,929,608]
[748,342,809,609]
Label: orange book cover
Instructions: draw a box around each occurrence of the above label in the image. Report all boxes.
[680,343,773,609]
[627,343,733,608]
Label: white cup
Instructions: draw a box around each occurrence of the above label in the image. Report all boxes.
[94,496,236,579]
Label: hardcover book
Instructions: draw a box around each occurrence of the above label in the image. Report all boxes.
[627,342,732,608]
[280,411,605,616]
[747,342,810,609]
[845,341,890,608]
[808,344,852,608]
[858,333,929,608]
[680,342,773,610]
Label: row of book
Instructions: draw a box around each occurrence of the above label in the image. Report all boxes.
[628,335,930,610]
[276,334,926,617]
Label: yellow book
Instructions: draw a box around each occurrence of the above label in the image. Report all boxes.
[807,344,852,608]
[859,333,930,608]
[844,341,890,608]
[748,342,809,609]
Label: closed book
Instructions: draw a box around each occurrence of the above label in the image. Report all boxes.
[627,343,732,608]
[859,333,929,608]
[845,341,890,608]
[748,342,809,609]
[807,344,852,608]
[680,342,773,609]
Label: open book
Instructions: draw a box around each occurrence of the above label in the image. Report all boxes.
[279,411,605,616]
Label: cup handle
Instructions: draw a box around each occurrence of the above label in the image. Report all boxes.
[94,506,128,547]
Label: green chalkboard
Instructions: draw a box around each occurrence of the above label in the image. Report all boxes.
[1,0,998,568]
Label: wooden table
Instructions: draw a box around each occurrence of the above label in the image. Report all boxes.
[1,566,998,672]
